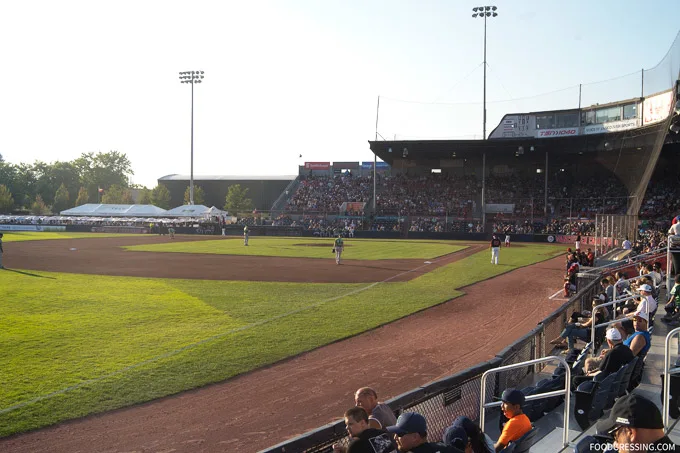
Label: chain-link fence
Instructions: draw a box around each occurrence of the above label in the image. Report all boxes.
[261,276,603,453]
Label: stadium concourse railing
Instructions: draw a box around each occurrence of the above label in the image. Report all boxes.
[259,274,601,453]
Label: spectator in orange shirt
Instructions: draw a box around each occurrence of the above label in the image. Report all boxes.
[495,389,531,452]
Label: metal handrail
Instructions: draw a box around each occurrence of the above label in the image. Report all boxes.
[480,356,571,449]
[663,327,680,429]
[584,247,667,274]
[589,295,644,352]
[667,236,680,292]
[613,273,656,301]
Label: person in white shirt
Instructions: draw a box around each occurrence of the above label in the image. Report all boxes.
[622,238,632,250]
[669,221,680,236]
[627,284,657,324]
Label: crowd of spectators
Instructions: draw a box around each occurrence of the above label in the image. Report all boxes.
[376,174,477,217]
[639,175,680,220]
[285,174,372,213]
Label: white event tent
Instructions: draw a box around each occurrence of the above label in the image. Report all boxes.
[60,204,167,217]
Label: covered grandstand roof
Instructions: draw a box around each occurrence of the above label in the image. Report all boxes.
[60,204,167,217]
[158,174,296,181]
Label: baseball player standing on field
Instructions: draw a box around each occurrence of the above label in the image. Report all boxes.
[243,225,249,246]
[334,234,344,265]
[504,233,511,247]
[490,234,501,265]
[0,233,4,269]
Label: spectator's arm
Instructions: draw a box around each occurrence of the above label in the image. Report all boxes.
[629,335,646,357]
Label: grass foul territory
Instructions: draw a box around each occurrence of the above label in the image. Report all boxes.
[0,242,564,437]
[124,237,467,260]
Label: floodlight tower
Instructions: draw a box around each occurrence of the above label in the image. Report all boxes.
[179,70,205,205]
[471,6,498,140]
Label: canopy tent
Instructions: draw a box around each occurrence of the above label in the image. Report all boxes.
[60,204,167,217]
[163,205,228,218]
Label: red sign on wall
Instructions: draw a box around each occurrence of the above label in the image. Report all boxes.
[304,162,331,170]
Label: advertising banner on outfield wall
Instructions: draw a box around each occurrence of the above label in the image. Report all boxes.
[535,127,578,138]
[643,90,673,125]
[333,161,359,169]
[489,115,535,139]
[584,118,640,135]
[361,162,390,169]
[0,224,66,232]
[304,162,330,170]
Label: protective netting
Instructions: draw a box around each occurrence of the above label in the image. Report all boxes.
[377,30,680,141]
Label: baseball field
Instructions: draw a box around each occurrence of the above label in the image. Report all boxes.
[0,232,565,441]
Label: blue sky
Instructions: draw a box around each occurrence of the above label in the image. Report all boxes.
[0,0,678,188]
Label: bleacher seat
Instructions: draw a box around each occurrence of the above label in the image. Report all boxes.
[572,434,615,452]
[574,372,618,430]
[500,426,539,453]
[616,357,638,397]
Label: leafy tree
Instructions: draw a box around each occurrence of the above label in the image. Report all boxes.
[31,195,48,215]
[102,184,134,204]
[138,188,152,204]
[184,185,206,205]
[224,184,253,214]
[52,183,70,213]
[73,151,134,201]
[0,184,14,213]
[151,184,171,210]
[75,186,89,206]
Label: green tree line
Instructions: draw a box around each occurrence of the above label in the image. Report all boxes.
[0,151,174,214]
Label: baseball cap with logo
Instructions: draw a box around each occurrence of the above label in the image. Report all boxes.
[500,388,525,406]
[606,328,622,341]
[638,284,653,293]
[443,425,468,450]
[596,393,663,436]
[386,412,427,436]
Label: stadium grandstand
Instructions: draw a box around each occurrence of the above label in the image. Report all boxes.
[255,29,680,453]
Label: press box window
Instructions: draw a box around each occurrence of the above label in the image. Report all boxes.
[623,103,637,120]
[535,114,555,129]
[595,106,621,124]
[556,113,579,128]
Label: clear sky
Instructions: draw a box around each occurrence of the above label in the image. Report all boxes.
[0,0,678,188]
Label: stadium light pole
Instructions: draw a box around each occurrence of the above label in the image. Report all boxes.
[179,70,205,205]
[471,6,498,140]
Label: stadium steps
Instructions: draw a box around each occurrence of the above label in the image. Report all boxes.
[528,297,680,452]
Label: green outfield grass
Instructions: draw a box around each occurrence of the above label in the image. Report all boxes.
[1,232,145,242]
[124,236,468,260]
[0,243,565,437]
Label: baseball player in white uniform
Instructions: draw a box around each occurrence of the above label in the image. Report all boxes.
[243,225,249,246]
[504,234,511,247]
[490,234,501,265]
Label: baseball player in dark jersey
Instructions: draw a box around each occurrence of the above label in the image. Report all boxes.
[490,234,501,265]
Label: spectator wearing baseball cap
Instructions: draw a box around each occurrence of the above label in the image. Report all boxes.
[444,416,495,453]
[596,394,678,450]
[623,311,651,358]
[629,283,657,325]
[495,389,531,452]
[576,328,634,388]
[386,412,463,452]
